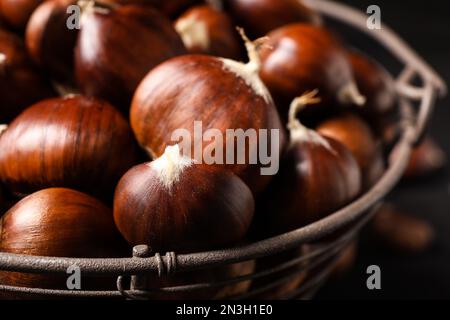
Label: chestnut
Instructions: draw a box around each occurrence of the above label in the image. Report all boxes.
[0,188,129,297]
[175,4,243,60]
[0,28,55,123]
[347,49,397,117]
[371,204,435,254]
[257,92,361,235]
[131,31,286,194]
[114,145,255,252]
[25,0,78,83]
[259,24,366,118]
[0,95,140,199]
[75,2,187,111]
[225,0,322,38]
[0,0,44,30]
[317,112,385,190]
[400,136,446,180]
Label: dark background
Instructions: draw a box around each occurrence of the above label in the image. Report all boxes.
[315,0,450,299]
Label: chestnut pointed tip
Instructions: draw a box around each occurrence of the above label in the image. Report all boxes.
[175,14,210,51]
[287,90,332,150]
[78,0,112,28]
[151,144,194,190]
[0,124,8,136]
[52,82,79,97]
[338,82,367,107]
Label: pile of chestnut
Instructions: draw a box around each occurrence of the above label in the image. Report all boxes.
[0,0,444,299]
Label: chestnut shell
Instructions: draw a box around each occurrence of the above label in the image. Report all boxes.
[0,188,129,297]
[26,0,78,82]
[317,112,385,190]
[75,4,187,111]
[175,5,244,60]
[114,163,255,252]
[130,54,287,195]
[347,49,397,116]
[0,28,55,123]
[258,137,361,235]
[0,96,140,198]
[259,24,357,116]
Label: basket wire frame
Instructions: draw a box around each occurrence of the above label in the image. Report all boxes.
[0,0,446,299]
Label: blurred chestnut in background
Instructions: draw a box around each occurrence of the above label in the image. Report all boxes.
[347,49,399,136]
[401,136,446,180]
[0,0,44,31]
[75,3,186,111]
[0,188,128,297]
[0,28,55,123]
[258,92,361,235]
[371,204,435,254]
[26,0,78,83]
[317,112,385,190]
[225,0,321,38]
[114,145,255,252]
[0,96,140,199]
[131,32,286,195]
[347,49,397,116]
[175,4,243,60]
[259,24,366,118]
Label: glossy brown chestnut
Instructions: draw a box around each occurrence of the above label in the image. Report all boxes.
[259,24,366,117]
[347,49,397,117]
[317,112,385,190]
[25,0,78,82]
[175,4,243,60]
[0,28,55,123]
[225,0,321,38]
[0,0,44,30]
[258,92,361,235]
[0,188,129,297]
[114,145,255,252]
[131,33,286,194]
[75,3,187,111]
[0,96,140,198]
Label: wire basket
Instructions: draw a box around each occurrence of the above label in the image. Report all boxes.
[0,0,446,300]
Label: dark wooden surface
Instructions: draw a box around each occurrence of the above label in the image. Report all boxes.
[317,0,450,299]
